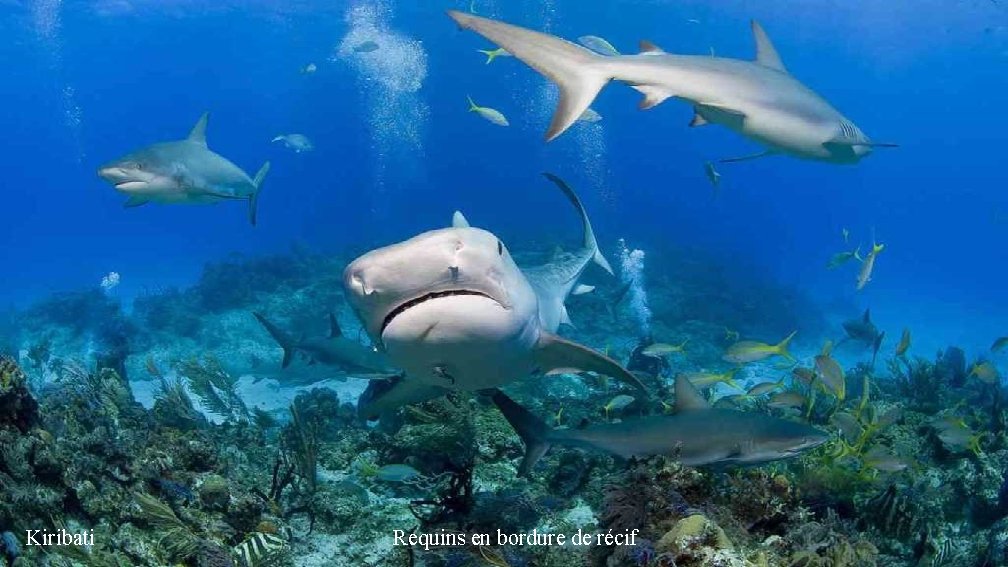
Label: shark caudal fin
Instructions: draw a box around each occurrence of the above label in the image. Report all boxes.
[489,390,554,477]
[448,11,610,141]
[541,173,613,274]
[248,161,271,226]
[252,312,296,368]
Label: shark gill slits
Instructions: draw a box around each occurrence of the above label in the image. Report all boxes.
[497,240,503,255]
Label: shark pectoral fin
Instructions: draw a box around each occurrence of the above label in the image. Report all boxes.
[695,103,746,129]
[719,150,774,164]
[751,20,787,73]
[535,331,648,394]
[634,85,674,110]
[490,389,555,477]
[674,374,710,412]
[123,196,150,208]
[572,284,595,295]
[188,112,209,146]
[357,376,449,420]
[452,210,471,228]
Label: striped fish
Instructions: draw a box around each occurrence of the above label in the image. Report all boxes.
[233,532,287,567]
[931,537,953,567]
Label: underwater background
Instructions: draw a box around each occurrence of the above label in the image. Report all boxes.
[2,0,1008,566]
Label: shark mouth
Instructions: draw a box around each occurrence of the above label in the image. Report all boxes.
[380,290,495,336]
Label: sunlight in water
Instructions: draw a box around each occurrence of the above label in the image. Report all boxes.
[334,0,429,216]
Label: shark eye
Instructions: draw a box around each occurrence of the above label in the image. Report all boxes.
[497,241,503,256]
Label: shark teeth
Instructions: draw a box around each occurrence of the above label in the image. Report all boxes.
[380,290,494,336]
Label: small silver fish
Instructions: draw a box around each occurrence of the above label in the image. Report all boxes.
[376,464,421,482]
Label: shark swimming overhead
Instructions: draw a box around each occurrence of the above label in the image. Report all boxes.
[446,11,897,164]
[97,112,271,225]
[492,374,829,476]
[343,173,646,418]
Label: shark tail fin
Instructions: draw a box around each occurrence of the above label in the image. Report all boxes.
[776,331,797,361]
[489,390,553,477]
[253,312,295,368]
[540,172,613,275]
[248,161,271,226]
[448,11,610,141]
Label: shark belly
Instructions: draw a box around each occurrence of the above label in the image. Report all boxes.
[380,295,540,390]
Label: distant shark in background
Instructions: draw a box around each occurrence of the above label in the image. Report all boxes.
[447,11,897,164]
[840,308,885,366]
[97,112,270,225]
[491,374,828,476]
[344,173,646,419]
[253,312,397,375]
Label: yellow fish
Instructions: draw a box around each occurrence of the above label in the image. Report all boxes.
[477,47,511,64]
[682,368,741,391]
[814,354,846,401]
[642,339,688,358]
[604,394,636,419]
[826,247,861,270]
[970,362,1000,384]
[856,242,884,291]
[895,328,911,356]
[768,391,807,410]
[467,95,509,126]
[820,339,834,357]
[723,331,796,364]
[747,380,784,397]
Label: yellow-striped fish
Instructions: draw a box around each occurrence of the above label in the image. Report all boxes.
[895,328,911,356]
[723,331,796,364]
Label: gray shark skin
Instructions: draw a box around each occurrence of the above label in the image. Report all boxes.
[447,11,897,164]
[492,374,828,476]
[343,174,646,419]
[98,113,271,225]
[253,312,397,375]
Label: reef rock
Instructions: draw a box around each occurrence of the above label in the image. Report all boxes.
[0,356,38,432]
[656,513,734,554]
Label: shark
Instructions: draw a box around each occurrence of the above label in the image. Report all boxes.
[252,312,397,375]
[447,11,896,164]
[491,374,828,476]
[840,308,885,365]
[343,173,646,418]
[97,112,271,225]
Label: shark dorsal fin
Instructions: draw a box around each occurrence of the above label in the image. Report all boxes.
[452,211,471,228]
[639,40,664,54]
[675,374,710,412]
[750,20,787,73]
[188,112,209,146]
[863,308,871,324]
[329,313,343,338]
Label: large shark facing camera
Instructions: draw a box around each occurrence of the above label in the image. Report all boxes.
[344,174,646,418]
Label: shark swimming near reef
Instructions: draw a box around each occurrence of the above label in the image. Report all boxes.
[344,173,646,418]
[252,312,397,376]
[447,11,897,164]
[491,374,829,476]
[840,308,885,365]
[97,112,271,225]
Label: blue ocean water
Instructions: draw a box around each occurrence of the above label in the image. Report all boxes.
[1,0,1005,353]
